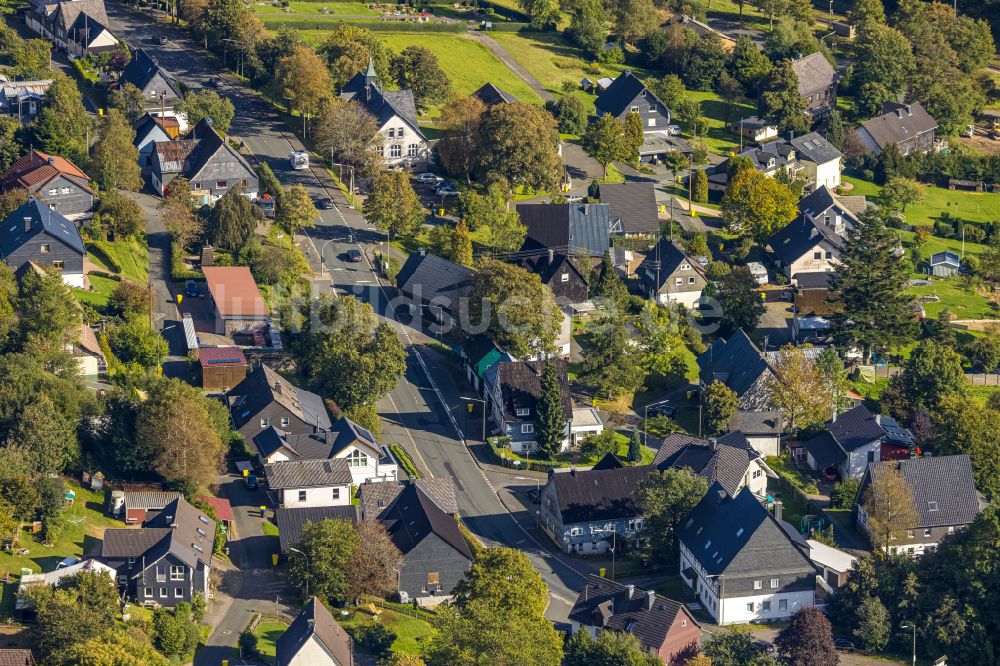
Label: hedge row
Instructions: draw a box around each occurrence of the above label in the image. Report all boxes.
[485,21,533,32]
[389,443,421,479]
[260,17,465,31]
[170,241,203,282]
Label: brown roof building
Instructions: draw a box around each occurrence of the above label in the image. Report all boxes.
[0,150,94,220]
[198,346,247,389]
[202,266,269,336]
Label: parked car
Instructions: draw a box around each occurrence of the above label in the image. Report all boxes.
[436,185,460,197]
[648,402,676,418]
[245,474,258,490]
[315,197,334,209]
[184,280,200,298]
[666,124,682,136]
[347,249,364,263]
[565,194,584,203]
[417,172,443,184]
[156,35,169,45]
[833,639,855,652]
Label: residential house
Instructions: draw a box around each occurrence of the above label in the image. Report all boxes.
[0,650,34,666]
[340,61,429,168]
[513,251,590,304]
[71,323,106,378]
[228,364,332,443]
[395,251,473,326]
[275,506,358,554]
[202,266,270,336]
[152,119,258,202]
[802,404,885,479]
[856,102,938,157]
[264,459,353,509]
[638,132,695,164]
[790,52,837,120]
[637,237,707,309]
[134,113,175,176]
[196,496,233,535]
[0,198,85,287]
[276,597,354,666]
[0,79,52,123]
[570,407,604,446]
[662,13,736,50]
[788,132,843,190]
[595,70,672,132]
[64,11,118,57]
[678,484,817,625]
[487,359,573,454]
[856,454,982,557]
[97,497,215,607]
[804,539,856,590]
[517,203,613,258]
[697,330,777,411]
[929,251,960,277]
[17,559,116,616]
[119,49,184,119]
[769,185,861,278]
[472,82,517,107]
[538,464,651,554]
[653,432,777,497]
[357,478,458,521]
[198,346,247,390]
[792,276,835,344]
[728,410,782,457]
[381,484,473,604]
[461,336,512,395]
[120,489,181,524]
[253,416,398,486]
[732,116,778,143]
[25,0,110,53]
[0,150,94,220]
[569,575,701,663]
[597,182,660,237]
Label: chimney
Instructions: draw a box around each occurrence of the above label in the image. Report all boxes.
[896,109,904,119]
[715,488,727,504]
[419,247,426,257]
[548,248,554,264]
[47,157,55,165]
[774,500,783,523]
[709,437,718,451]
[905,105,912,116]
[23,216,31,232]
[645,589,656,611]
[626,584,635,600]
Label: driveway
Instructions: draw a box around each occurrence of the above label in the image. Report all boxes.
[756,300,793,350]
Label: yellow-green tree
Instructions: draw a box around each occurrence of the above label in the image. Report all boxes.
[272,45,333,124]
[452,219,473,267]
[767,344,831,434]
[363,170,423,240]
[721,167,798,241]
[275,183,317,235]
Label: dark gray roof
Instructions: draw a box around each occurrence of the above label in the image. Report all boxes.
[498,360,573,422]
[803,431,844,469]
[253,417,381,462]
[263,459,352,489]
[597,182,660,235]
[677,484,816,577]
[516,203,612,257]
[0,198,85,257]
[277,598,354,666]
[230,365,332,432]
[381,484,473,560]
[860,455,980,529]
[100,499,215,569]
[591,452,625,470]
[729,410,782,435]
[275,506,358,553]
[99,527,173,558]
[637,238,705,291]
[595,70,670,118]
[789,132,842,165]
[52,0,108,31]
[120,49,181,98]
[568,575,697,651]
[769,187,857,267]
[472,82,518,107]
[549,465,654,524]
[185,119,256,186]
[143,497,216,567]
[793,271,834,290]
[340,69,425,141]
[930,251,960,267]
[0,649,35,666]
[858,102,938,151]
[791,53,836,96]
[828,405,884,452]
[697,330,775,399]
[357,479,458,520]
[395,252,473,312]
[653,432,763,497]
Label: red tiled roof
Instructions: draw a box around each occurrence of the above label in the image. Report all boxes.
[202,266,269,318]
[197,496,234,522]
[198,346,247,367]
[0,150,92,192]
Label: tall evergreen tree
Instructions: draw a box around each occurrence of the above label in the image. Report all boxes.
[583,317,645,399]
[590,249,628,310]
[829,210,917,361]
[535,361,566,460]
[760,59,808,134]
[627,429,642,463]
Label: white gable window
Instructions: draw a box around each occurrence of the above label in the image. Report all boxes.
[516,408,530,417]
[170,565,184,580]
[561,272,569,282]
[347,449,368,468]
[521,424,534,434]
[675,277,683,286]
[40,244,50,253]
[280,417,289,427]
[260,417,269,427]
[408,144,418,157]
[630,105,639,113]
[390,145,402,159]
[680,263,690,270]
[770,578,779,588]
[753,580,762,590]
[387,128,395,138]
[47,188,57,196]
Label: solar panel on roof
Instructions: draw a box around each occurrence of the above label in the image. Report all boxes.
[207,356,243,365]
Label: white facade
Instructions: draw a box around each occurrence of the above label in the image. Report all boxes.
[656,288,703,309]
[375,117,429,168]
[745,434,780,458]
[783,240,840,278]
[263,444,397,486]
[285,634,346,666]
[799,156,842,191]
[569,408,604,446]
[63,272,85,288]
[277,484,352,509]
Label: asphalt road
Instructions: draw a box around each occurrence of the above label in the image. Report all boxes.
[105,3,586,628]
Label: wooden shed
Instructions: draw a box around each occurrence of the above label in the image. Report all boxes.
[199,346,248,390]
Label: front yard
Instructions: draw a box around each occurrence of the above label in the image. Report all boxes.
[338,603,437,658]
[252,619,288,664]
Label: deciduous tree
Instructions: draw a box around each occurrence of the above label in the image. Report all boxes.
[760,59,808,134]
[634,301,686,379]
[563,629,662,666]
[582,316,645,399]
[451,219,473,267]
[932,395,1000,502]
[854,595,890,651]
[470,260,561,358]
[107,316,168,369]
[715,266,766,335]
[705,379,739,435]
[880,176,923,214]
[693,168,709,203]
[436,94,486,180]
[94,190,144,240]
[583,114,631,178]
[704,621,778,665]
[92,109,142,192]
[363,170,423,240]
[206,184,263,252]
[894,340,965,413]
[109,83,146,125]
[391,46,451,112]
[476,102,561,192]
[345,519,402,602]
[5,393,77,474]
[552,93,588,135]
[315,100,380,173]
[177,89,236,134]
[861,462,918,552]
[459,184,525,254]
[34,74,90,163]
[317,25,391,88]
[518,0,559,28]
[775,607,838,666]
[635,467,708,561]
[613,0,658,44]
[728,37,772,95]
[288,518,360,602]
[568,0,607,54]
[275,183,317,235]
[721,168,797,241]
[850,0,885,25]
[767,344,831,434]
[849,24,914,118]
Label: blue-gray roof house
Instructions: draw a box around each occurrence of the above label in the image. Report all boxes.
[929,251,960,277]
[697,330,777,411]
[516,203,613,257]
[0,198,85,288]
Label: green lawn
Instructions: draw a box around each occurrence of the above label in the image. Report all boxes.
[909,278,997,319]
[843,175,1000,229]
[687,89,757,154]
[89,239,149,283]
[72,274,118,311]
[0,480,123,617]
[251,1,382,16]
[340,607,436,657]
[253,619,288,664]
[765,454,820,495]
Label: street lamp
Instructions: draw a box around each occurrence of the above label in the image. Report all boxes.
[288,547,311,598]
[460,395,487,443]
[900,623,916,666]
[607,526,617,580]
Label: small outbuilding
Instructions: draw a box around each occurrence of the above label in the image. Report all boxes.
[929,251,960,277]
[198,346,247,389]
[202,266,270,336]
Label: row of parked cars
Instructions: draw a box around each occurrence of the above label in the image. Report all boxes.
[416,172,459,197]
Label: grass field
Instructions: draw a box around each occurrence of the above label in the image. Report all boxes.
[340,606,436,657]
[843,175,1000,228]
[89,239,149,283]
[0,480,122,617]
[909,279,996,319]
[251,1,382,16]
[253,619,288,664]
[72,274,118,311]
